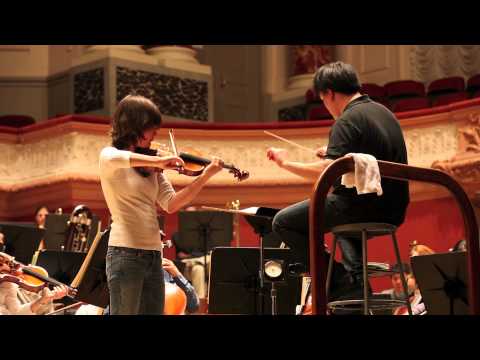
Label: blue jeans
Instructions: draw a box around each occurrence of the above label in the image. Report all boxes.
[272,195,395,282]
[106,246,164,315]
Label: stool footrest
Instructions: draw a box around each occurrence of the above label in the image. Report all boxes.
[328,299,406,311]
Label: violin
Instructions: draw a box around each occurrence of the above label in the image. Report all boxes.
[135,129,249,181]
[0,252,77,298]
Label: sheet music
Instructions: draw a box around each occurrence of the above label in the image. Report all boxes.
[238,207,259,215]
[200,206,279,219]
[200,206,259,216]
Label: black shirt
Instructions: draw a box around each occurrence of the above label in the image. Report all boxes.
[325,95,410,225]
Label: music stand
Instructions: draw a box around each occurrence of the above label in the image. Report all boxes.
[72,228,110,309]
[208,247,301,314]
[244,209,278,315]
[44,213,100,251]
[35,250,86,306]
[411,252,469,315]
[0,223,45,264]
[201,206,282,314]
[44,214,69,250]
[178,211,233,284]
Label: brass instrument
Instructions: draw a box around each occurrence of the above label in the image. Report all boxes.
[226,200,241,247]
[64,205,94,253]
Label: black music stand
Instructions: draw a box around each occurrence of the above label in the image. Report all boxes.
[243,207,284,315]
[177,211,233,283]
[0,223,45,264]
[44,213,100,251]
[208,247,301,315]
[411,252,469,315]
[44,214,69,250]
[35,250,86,287]
[74,228,110,309]
[35,250,86,306]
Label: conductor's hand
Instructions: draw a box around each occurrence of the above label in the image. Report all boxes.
[203,157,224,178]
[156,156,185,171]
[267,147,288,167]
[162,258,182,278]
[315,146,327,158]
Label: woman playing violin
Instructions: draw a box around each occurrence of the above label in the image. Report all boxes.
[100,95,223,315]
[0,253,68,315]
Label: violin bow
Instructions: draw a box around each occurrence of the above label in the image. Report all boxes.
[168,129,179,157]
[264,130,319,156]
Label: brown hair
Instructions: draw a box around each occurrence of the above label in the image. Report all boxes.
[111,95,162,150]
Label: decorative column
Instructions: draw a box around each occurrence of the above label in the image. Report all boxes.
[86,45,145,53]
[73,45,156,67]
[143,45,199,64]
[142,45,211,75]
[287,45,333,90]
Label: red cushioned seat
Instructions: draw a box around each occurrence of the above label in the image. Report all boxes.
[0,114,35,128]
[384,80,426,98]
[392,97,431,112]
[307,103,331,120]
[376,98,392,109]
[432,91,469,106]
[305,88,316,103]
[428,76,465,95]
[472,89,480,99]
[467,74,480,95]
[361,83,386,99]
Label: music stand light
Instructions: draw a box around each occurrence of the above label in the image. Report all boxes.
[208,247,301,315]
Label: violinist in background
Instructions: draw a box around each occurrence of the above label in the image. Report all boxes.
[0,252,68,315]
[0,232,5,252]
[34,205,49,230]
[34,205,49,251]
[100,95,223,315]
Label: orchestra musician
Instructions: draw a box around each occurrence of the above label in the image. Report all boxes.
[99,95,223,315]
[0,252,69,315]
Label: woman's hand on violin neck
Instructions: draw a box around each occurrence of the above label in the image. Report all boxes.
[203,157,224,178]
[156,155,185,171]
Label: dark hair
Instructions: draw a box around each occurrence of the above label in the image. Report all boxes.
[313,61,361,96]
[111,95,162,150]
[391,262,411,275]
[34,205,49,217]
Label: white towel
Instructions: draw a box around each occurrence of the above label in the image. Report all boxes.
[341,153,383,196]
